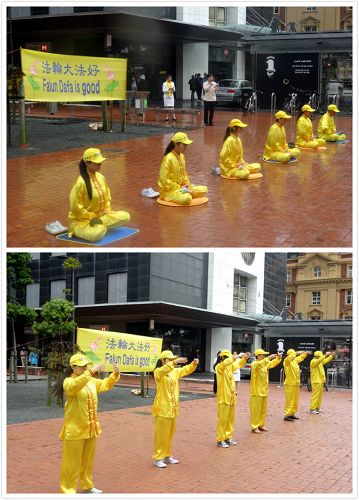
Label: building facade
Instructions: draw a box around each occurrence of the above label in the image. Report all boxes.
[286,253,353,321]
[13,251,288,371]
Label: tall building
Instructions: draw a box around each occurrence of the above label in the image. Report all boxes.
[278,6,353,32]
[11,251,288,371]
[286,253,352,320]
[263,253,287,317]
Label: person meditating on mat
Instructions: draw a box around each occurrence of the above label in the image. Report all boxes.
[263,111,300,163]
[317,104,347,142]
[158,132,208,205]
[68,148,130,242]
[219,119,262,179]
[295,104,326,149]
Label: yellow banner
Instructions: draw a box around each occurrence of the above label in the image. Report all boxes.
[21,48,127,102]
[76,328,163,372]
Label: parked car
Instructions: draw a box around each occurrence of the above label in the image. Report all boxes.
[240,356,255,379]
[216,79,254,107]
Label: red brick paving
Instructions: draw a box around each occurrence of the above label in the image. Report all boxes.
[7,383,352,494]
[7,110,352,247]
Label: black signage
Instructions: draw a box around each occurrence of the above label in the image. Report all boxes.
[255,53,319,109]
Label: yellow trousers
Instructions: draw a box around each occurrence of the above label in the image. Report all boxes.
[250,395,268,430]
[223,163,261,179]
[153,416,176,460]
[69,211,130,242]
[284,384,300,416]
[161,185,208,205]
[321,133,346,142]
[310,383,324,411]
[216,403,235,442]
[60,436,97,494]
[296,138,326,148]
[267,148,300,163]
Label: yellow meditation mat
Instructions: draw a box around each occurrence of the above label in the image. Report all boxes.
[298,146,327,151]
[157,197,208,207]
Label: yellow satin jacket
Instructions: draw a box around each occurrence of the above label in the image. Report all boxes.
[310,354,334,384]
[69,172,111,225]
[250,356,282,396]
[263,123,289,159]
[283,353,308,385]
[158,152,191,196]
[152,360,197,418]
[318,113,336,136]
[59,370,120,440]
[219,134,245,173]
[296,115,314,144]
[215,355,247,405]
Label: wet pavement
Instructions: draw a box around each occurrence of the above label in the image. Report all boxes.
[7,108,352,247]
[7,380,352,494]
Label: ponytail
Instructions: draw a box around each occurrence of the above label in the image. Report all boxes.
[223,126,239,143]
[79,159,93,199]
[52,366,73,402]
[163,140,176,157]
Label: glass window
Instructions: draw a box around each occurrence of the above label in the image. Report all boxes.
[310,316,321,320]
[30,7,49,15]
[347,265,352,277]
[285,293,291,307]
[233,273,247,314]
[50,280,66,299]
[108,273,128,303]
[306,7,317,11]
[312,291,321,305]
[77,276,95,305]
[26,283,40,308]
[209,6,226,26]
[30,253,40,260]
[273,7,279,14]
[346,290,352,304]
[304,26,318,31]
[286,270,292,282]
[217,7,226,24]
[313,267,321,277]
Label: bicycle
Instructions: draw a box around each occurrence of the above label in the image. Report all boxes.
[243,90,262,115]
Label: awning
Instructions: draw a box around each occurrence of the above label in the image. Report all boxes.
[75,301,258,329]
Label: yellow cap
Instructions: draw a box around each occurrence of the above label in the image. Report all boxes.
[327,104,340,112]
[82,148,106,163]
[254,348,269,357]
[275,110,291,119]
[229,118,248,128]
[301,104,315,112]
[314,350,323,357]
[287,348,296,356]
[172,132,193,144]
[158,350,178,360]
[70,353,91,367]
[219,350,232,358]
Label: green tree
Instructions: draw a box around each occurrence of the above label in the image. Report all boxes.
[7,253,36,382]
[32,298,77,340]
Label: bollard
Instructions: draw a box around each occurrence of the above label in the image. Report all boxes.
[140,372,145,397]
[24,355,28,384]
[19,80,26,146]
[9,353,14,383]
[270,92,276,119]
[119,100,126,133]
[101,102,109,132]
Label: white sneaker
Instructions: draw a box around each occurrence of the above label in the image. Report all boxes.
[153,460,167,468]
[309,409,319,414]
[82,487,103,493]
[225,439,237,445]
[148,187,160,197]
[142,187,159,198]
[217,440,229,448]
[164,456,180,464]
[45,220,68,235]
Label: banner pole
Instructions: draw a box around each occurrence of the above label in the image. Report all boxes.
[19,79,26,146]
[101,101,109,132]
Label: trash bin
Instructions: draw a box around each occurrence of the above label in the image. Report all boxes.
[47,102,58,115]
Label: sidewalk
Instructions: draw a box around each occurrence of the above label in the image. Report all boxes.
[7,108,352,247]
[7,383,352,494]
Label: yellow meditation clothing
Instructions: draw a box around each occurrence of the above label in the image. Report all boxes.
[215,355,247,442]
[249,356,281,430]
[283,352,308,417]
[59,370,120,494]
[295,115,325,148]
[158,151,208,205]
[60,370,120,440]
[152,360,197,461]
[152,360,197,417]
[309,354,334,411]
[263,122,300,162]
[219,134,261,179]
[317,112,346,142]
[68,172,130,241]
